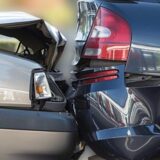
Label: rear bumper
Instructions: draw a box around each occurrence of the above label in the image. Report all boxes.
[0,109,77,160]
[93,124,160,160]
[96,124,158,141]
[73,86,160,160]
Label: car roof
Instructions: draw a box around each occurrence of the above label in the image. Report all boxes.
[0,11,40,24]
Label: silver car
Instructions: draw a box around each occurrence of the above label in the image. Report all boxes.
[0,12,77,160]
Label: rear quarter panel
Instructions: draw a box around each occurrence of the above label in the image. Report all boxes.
[0,51,41,107]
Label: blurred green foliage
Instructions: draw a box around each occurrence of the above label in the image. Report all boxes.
[0,0,76,26]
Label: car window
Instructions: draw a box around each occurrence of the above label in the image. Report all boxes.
[0,35,34,56]
[0,35,28,54]
[0,35,20,52]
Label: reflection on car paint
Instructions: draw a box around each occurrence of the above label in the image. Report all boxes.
[87,88,152,128]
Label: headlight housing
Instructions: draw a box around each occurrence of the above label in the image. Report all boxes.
[33,72,52,100]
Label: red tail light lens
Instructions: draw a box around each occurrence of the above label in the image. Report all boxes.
[79,69,118,85]
[80,70,118,79]
[82,7,131,61]
[82,75,118,85]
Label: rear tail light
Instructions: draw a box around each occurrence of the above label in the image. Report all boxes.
[80,70,118,79]
[82,7,131,61]
[82,75,118,85]
[79,69,118,85]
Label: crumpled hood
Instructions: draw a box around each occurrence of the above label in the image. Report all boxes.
[0,11,67,70]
